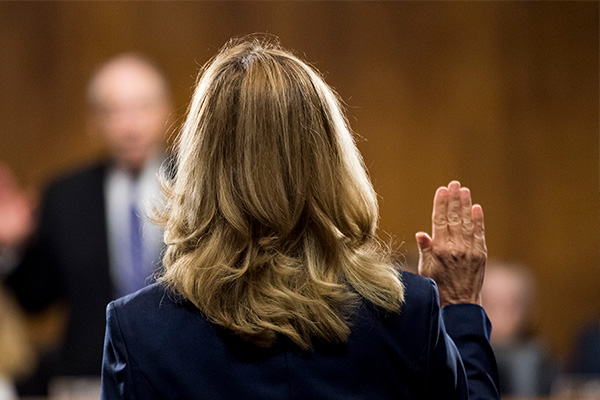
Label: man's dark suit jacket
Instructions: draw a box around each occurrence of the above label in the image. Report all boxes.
[572,320,600,374]
[7,162,113,377]
[101,272,499,399]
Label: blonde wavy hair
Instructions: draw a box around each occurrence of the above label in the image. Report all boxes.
[157,37,404,349]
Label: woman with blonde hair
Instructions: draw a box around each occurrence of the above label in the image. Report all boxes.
[101,37,498,399]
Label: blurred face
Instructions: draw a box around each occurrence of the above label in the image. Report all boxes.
[89,58,171,174]
[481,268,531,345]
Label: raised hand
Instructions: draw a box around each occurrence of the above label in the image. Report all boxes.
[415,181,486,307]
[0,164,36,249]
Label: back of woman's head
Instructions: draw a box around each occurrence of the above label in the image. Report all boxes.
[158,36,404,349]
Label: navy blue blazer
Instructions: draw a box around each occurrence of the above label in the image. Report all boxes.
[101,272,499,399]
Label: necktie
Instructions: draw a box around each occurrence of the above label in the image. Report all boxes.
[128,202,148,293]
[119,180,151,296]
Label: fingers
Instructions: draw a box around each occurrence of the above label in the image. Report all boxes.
[460,187,474,239]
[429,180,484,246]
[446,181,462,237]
[472,204,486,251]
[415,232,433,277]
[431,186,448,240]
[415,232,432,252]
[0,164,17,194]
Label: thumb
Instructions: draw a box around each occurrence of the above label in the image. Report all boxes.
[415,232,432,254]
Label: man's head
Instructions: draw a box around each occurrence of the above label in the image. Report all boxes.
[482,261,536,345]
[87,54,172,175]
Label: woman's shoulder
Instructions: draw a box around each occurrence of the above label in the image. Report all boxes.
[370,270,441,336]
[106,283,219,356]
[354,271,440,339]
[107,283,202,331]
[398,270,439,307]
[110,282,175,311]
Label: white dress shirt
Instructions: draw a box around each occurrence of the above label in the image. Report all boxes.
[104,156,164,298]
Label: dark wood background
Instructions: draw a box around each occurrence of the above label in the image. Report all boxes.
[1,1,598,362]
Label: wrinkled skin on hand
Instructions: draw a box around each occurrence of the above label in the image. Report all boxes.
[416,181,487,307]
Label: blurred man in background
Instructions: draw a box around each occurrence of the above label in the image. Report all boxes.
[481,260,557,397]
[0,53,173,395]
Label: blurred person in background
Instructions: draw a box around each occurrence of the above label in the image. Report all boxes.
[556,316,600,398]
[0,53,173,395]
[481,260,557,397]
